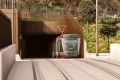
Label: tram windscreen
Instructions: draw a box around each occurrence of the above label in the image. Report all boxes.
[62,39,78,51]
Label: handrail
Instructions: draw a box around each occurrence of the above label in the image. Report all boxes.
[0,0,17,9]
[18,8,66,21]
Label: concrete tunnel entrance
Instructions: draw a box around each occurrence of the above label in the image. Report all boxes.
[20,21,61,58]
[20,13,84,58]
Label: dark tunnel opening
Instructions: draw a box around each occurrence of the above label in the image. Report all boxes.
[21,34,60,58]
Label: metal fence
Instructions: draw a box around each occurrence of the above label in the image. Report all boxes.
[0,0,17,9]
[0,0,67,20]
[19,9,66,20]
[18,0,68,20]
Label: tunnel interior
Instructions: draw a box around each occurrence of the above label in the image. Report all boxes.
[20,21,61,58]
[21,34,60,58]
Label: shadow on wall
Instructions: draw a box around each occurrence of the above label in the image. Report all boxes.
[0,11,12,49]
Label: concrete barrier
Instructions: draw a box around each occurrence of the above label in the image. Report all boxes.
[110,44,120,61]
[0,44,16,80]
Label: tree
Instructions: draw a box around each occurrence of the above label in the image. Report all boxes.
[76,0,96,41]
[98,0,120,17]
[77,0,96,23]
[63,0,82,16]
[100,14,120,50]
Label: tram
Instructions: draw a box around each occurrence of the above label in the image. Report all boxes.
[52,34,80,58]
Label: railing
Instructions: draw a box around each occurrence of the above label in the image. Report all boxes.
[19,9,66,21]
[0,0,17,9]
[18,0,68,21]
[0,0,68,20]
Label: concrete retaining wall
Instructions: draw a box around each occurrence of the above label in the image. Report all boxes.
[110,44,120,60]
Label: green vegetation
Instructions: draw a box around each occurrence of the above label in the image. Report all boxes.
[100,14,120,50]
[83,24,96,53]
[98,0,120,53]
[79,0,120,53]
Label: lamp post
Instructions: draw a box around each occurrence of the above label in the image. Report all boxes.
[12,0,14,43]
[96,0,99,56]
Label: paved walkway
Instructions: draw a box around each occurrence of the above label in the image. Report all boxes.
[84,53,110,59]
